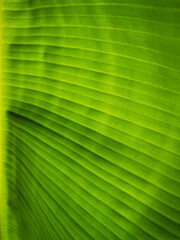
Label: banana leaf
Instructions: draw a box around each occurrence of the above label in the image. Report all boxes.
[1,0,180,239]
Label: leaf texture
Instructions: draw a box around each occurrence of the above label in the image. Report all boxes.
[1,0,180,240]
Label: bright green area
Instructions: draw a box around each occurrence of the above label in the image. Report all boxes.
[1,0,180,239]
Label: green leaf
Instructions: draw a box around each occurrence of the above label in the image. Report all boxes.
[1,1,180,240]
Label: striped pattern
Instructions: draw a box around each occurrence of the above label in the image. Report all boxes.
[1,0,180,239]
